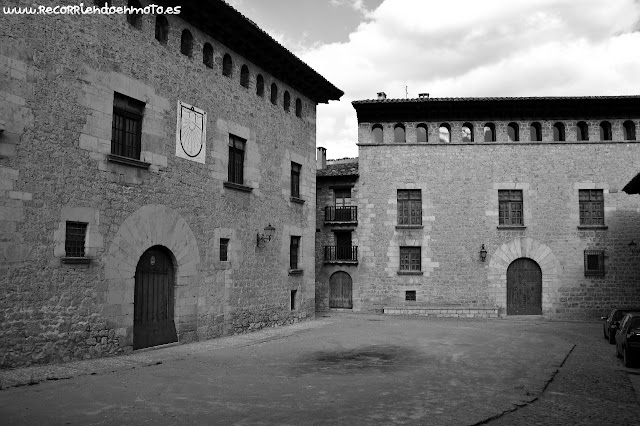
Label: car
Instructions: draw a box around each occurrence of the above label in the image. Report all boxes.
[615,312,640,367]
[602,308,640,344]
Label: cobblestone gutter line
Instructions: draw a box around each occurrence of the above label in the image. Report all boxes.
[473,344,577,425]
[0,320,330,390]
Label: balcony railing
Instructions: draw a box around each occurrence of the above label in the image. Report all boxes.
[325,206,357,222]
[324,245,358,262]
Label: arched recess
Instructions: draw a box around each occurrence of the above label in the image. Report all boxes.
[486,237,559,315]
[103,204,201,347]
[329,271,353,309]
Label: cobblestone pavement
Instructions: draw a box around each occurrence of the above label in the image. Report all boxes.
[0,314,638,425]
[480,320,640,426]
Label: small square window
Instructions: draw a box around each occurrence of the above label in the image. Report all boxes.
[405,291,416,301]
[400,247,421,271]
[498,190,523,226]
[220,238,229,261]
[65,222,88,257]
[584,250,604,277]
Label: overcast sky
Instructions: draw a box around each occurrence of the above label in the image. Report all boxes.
[227,0,640,159]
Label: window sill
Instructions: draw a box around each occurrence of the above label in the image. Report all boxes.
[397,271,423,275]
[497,225,526,230]
[290,196,305,204]
[324,221,358,227]
[107,154,150,169]
[577,225,608,230]
[585,272,606,277]
[289,269,303,276]
[223,182,253,193]
[324,260,358,265]
[61,257,92,265]
[396,225,424,229]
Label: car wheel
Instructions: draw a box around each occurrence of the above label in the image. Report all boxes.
[609,332,616,344]
[624,348,634,368]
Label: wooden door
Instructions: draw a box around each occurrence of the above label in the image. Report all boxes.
[134,246,178,349]
[329,271,353,309]
[507,258,542,315]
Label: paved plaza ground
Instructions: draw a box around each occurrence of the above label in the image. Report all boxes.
[0,313,639,425]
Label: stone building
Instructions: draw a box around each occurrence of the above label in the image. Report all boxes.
[0,0,342,367]
[318,93,640,318]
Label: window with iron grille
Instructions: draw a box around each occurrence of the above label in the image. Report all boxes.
[290,236,300,269]
[220,238,229,261]
[400,247,421,271]
[579,189,604,226]
[228,135,245,184]
[584,250,605,277]
[498,190,523,226]
[291,162,301,198]
[65,222,87,257]
[405,290,416,301]
[398,190,421,225]
[111,93,144,160]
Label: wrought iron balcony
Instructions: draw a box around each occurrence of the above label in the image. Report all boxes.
[324,245,358,263]
[325,206,357,223]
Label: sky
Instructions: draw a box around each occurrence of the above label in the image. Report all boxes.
[227,0,640,159]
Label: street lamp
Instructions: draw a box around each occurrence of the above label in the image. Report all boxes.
[256,224,276,248]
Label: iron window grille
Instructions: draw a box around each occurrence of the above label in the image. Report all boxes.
[228,135,245,185]
[584,250,605,277]
[579,189,604,226]
[405,291,416,301]
[499,190,523,226]
[398,190,422,225]
[220,238,229,261]
[65,221,88,257]
[400,247,421,271]
[290,236,300,269]
[291,162,301,198]
[111,93,144,160]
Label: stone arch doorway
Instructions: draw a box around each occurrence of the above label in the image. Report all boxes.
[507,258,542,315]
[329,271,353,309]
[134,246,178,349]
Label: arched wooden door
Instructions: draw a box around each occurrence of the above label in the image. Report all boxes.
[329,271,353,309]
[134,246,177,349]
[507,258,542,315]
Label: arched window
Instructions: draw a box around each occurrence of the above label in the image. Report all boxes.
[240,65,249,88]
[576,121,589,141]
[180,29,193,57]
[600,121,612,140]
[439,124,451,143]
[372,124,383,143]
[394,124,405,143]
[284,91,291,112]
[483,123,496,142]
[462,123,474,142]
[624,120,636,141]
[416,123,428,142]
[127,0,142,29]
[507,122,519,142]
[155,15,168,45]
[202,43,213,68]
[256,74,264,97]
[553,122,565,141]
[295,98,302,118]
[222,54,232,77]
[270,83,278,105]
[530,122,542,141]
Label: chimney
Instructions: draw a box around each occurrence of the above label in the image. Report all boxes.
[317,147,327,170]
[418,93,429,99]
[377,92,387,100]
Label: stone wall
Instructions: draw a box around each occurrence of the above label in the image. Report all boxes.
[0,1,319,367]
[355,133,640,318]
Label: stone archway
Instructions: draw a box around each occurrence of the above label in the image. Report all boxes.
[102,205,200,348]
[487,237,559,315]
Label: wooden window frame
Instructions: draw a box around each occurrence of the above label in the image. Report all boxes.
[227,135,245,185]
[498,190,523,226]
[291,162,301,198]
[399,247,421,272]
[397,190,422,226]
[111,93,144,160]
[579,189,604,226]
[290,236,301,270]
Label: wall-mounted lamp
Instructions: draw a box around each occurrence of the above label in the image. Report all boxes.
[630,240,638,254]
[480,244,487,262]
[256,224,276,248]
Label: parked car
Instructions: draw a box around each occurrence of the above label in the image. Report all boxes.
[615,312,640,367]
[602,308,640,344]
